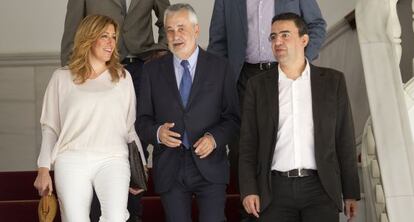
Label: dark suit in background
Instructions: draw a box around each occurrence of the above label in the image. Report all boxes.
[61,0,169,65]
[60,0,170,221]
[208,0,326,75]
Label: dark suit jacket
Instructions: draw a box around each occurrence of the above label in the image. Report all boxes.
[208,0,326,76]
[239,64,360,211]
[137,49,240,193]
[61,0,170,65]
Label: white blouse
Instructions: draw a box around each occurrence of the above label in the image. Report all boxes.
[37,67,146,169]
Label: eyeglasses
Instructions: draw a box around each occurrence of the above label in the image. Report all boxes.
[268,32,292,42]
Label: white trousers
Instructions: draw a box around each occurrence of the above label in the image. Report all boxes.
[54,150,130,222]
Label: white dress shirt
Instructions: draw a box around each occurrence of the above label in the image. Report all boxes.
[126,0,131,12]
[271,60,317,172]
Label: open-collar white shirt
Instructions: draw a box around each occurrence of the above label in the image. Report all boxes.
[271,60,317,172]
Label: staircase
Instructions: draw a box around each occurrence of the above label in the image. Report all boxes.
[0,170,241,222]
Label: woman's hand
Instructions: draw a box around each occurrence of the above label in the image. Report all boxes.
[129,187,145,195]
[34,167,53,196]
[129,164,148,195]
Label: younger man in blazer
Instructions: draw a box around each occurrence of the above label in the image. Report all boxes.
[239,13,360,222]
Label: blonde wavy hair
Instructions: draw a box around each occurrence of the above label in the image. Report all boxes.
[68,15,125,84]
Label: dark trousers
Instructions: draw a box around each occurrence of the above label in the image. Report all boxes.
[160,149,226,222]
[233,63,276,222]
[90,58,147,222]
[258,172,338,222]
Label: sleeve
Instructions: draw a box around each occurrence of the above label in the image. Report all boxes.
[60,0,86,66]
[38,70,62,169]
[300,0,327,61]
[153,0,170,49]
[205,62,240,148]
[37,126,58,169]
[137,64,162,146]
[207,0,228,57]
[335,72,361,200]
[125,71,147,165]
[238,78,259,199]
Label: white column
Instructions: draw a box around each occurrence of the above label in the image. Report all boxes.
[356,0,414,221]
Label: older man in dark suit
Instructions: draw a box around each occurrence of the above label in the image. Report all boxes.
[239,13,360,222]
[137,3,240,222]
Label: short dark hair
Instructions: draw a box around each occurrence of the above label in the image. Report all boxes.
[271,13,308,36]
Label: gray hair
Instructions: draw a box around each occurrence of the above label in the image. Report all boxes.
[164,3,199,25]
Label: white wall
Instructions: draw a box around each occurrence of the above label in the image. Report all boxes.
[0,1,67,54]
[0,0,355,55]
[318,0,356,29]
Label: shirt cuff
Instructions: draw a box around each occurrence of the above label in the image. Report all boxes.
[156,126,162,144]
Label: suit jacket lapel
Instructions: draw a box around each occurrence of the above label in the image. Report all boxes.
[128,0,140,13]
[264,68,279,172]
[112,0,122,8]
[310,64,324,152]
[163,54,185,110]
[238,0,248,37]
[264,69,279,132]
[186,48,206,110]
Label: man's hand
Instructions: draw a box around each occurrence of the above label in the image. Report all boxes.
[242,195,260,218]
[159,123,181,148]
[193,134,215,158]
[344,199,358,221]
[33,167,53,196]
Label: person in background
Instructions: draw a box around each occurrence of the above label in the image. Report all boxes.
[137,3,240,222]
[60,1,170,220]
[34,14,146,222]
[239,13,360,222]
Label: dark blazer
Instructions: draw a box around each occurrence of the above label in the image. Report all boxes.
[137,49,240,193]
[238,64,360,211]
[61,0,170,65]
[208,0,326,76]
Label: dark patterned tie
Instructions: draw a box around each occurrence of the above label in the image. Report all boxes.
[119,0,128,58]
[179,60,192,148]
[120,0,127,14]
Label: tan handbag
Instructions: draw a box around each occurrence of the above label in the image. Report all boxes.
[38,194,58,222]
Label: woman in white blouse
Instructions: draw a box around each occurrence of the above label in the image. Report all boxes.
[33,15,146,222]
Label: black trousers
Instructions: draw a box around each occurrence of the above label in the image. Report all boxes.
[160,149,226,222]
[232,63,276,222]
[258,172,339,222]
[90,58,147,222]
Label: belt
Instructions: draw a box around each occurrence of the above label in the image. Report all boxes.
[244,62,277,71]
[272,169,317,178]
[121,57,143,64]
